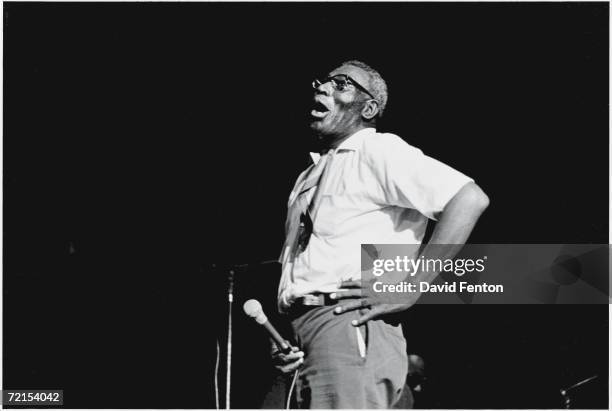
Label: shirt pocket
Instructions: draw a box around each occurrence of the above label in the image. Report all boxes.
[312,194,338,237]
[312,192,375,238]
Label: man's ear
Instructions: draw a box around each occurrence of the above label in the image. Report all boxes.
[361,99,380,120]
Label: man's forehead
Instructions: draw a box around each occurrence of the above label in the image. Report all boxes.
[329,64,370,85]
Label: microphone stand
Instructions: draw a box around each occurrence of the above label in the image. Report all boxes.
[225,268,234,410]
[559,374,598,409]
[214,260,278,409]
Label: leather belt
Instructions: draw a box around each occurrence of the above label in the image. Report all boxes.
[294,293,339,307]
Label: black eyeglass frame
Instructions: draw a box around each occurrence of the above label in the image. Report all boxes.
[312,74,377,101]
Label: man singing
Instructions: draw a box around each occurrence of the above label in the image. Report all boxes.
[274,60,489,408]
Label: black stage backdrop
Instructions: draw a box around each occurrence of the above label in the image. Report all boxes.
[3,2,609,409]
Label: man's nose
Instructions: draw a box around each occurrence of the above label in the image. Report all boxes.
[314,80,333,96]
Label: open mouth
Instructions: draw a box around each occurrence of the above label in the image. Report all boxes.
[311,101,330,119]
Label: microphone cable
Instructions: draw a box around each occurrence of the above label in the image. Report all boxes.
[286,369,299,409]
[214,338,220,409]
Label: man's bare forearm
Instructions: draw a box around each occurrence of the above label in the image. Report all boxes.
[415,182,489,283]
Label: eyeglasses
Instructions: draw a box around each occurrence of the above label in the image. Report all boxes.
[312,74,377,100]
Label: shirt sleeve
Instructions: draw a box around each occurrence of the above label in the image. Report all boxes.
[371,134,474,220]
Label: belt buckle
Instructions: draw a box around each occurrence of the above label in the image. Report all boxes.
[302,294,324,306]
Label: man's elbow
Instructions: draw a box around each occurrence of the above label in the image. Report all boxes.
[461,182,490,213]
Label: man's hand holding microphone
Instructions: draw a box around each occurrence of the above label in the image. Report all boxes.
[270,339,304,374]
[243,299,305,374]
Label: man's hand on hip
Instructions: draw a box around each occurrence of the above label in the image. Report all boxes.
[330,279,421,326]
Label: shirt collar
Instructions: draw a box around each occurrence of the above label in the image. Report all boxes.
[309,127,375,163]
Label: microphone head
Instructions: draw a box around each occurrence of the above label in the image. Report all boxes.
[243,299,262,317]
[243,299,267,324]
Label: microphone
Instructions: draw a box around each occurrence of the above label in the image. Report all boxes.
[243,299,292,354]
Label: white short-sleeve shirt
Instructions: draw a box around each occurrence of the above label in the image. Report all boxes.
[278,127,474,311]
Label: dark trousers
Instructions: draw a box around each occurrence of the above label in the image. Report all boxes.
[290,305,408,409]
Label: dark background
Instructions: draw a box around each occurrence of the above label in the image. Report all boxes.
[3,2,609,408]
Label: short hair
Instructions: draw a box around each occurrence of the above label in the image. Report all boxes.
[342,60,388,117]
